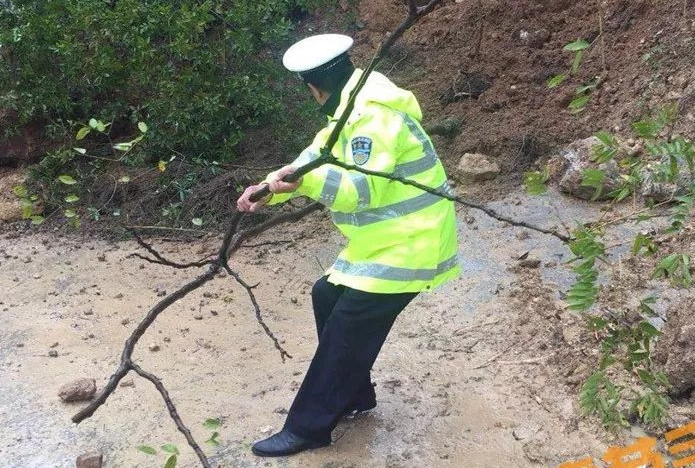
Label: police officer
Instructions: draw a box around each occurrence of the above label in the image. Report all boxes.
[236,34,460,457]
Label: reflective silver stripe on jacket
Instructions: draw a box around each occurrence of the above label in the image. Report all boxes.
[332,254,459,282]
[331,181,450,227]
[393,112,439,178]
[350,173,371,209]
[318,169,343,207]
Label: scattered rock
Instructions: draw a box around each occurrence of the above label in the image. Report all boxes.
[557,137,622,201]
[439,72,491,104]
[48,350,59,358]
[119,379,135,388]
[194,314,203,320]
[76,451,103,468]
[149,343,160,352]
[120,318,129,326]
[640,159,695,202]
[453,153,501,183]
[83,309,94,316]
[50,342,59,348]
[290,297,298,304]
[97,254,106,262]
[519,28,550,48]
[518,258,541,268]
[59,378,97,402]
[424,117,462,137]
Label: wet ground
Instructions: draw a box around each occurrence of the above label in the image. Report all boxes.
[1,189,644,468]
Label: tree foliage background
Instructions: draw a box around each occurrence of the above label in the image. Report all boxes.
[0,0,325,163]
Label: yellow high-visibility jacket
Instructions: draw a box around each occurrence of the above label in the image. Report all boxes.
[265,68,460,293]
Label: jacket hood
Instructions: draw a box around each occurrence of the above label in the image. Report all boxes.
[335,68,423,123]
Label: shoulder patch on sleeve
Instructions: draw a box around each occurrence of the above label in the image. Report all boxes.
[350,136,372,165]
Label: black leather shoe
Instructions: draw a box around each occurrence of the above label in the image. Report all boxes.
[251,429,329,457]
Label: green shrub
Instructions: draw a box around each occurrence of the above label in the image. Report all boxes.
[0,0,326,161]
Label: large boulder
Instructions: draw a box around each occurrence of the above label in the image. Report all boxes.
[654,297,695,397]
[453,153,500,184]
[557,137,622,201]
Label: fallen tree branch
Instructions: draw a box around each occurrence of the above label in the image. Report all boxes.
[72,205,320,467]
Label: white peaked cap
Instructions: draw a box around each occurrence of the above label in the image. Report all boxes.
[282,34,354,73]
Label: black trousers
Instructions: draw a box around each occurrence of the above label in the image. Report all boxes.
[283,276,417,443]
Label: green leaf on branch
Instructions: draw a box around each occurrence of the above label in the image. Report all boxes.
[569,95,590,114]
[64,209,77,218]
[639,296,658,317]
[138,122,148,133]
[581,168,606,201]
[163,454,177,468]
[191,218,203,227]
[58,175,77,185]
[137,445,157,455]
[161,444,179,455]
[652,253,692,288]
[205,431,220,446]
[547,74,567,89]
[203,418,221,430]
[76,127,90,140]
[64,194,79,203]
[523,166,549,195]
[571,51,584,74]
[30,215,45,225]
[563,39,590,52]
[632,233,658,256]
[592,131,619,163]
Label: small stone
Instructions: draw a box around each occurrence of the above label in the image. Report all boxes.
[97,254,106,262]
[515,231,531,240]
[119,379,135,388]
[33,274,41,279]
[210,310,218,316]
[76,451,103,468]
[50,342,59,348]
[149,343,160,352]
[59,378,97,402]
[290,297,298,304]
[194,314,203,320]
[48,350,59,358]
[113,293,123,299]
[83,309,94,316]
[163,337,171,342]
[518,258,541,268]
[273,407,288,414]
[453,153,501,183]
[121,318,130,326]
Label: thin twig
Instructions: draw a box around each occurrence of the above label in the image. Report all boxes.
[131,363,212,468]
[128,231,216,269]
[224,266,292,362]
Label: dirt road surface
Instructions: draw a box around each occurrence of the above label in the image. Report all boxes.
[2,191,637,468]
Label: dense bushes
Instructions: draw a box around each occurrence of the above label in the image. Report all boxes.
[0,0,325,162]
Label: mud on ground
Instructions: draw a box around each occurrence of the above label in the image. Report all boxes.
[5,189,693,468]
